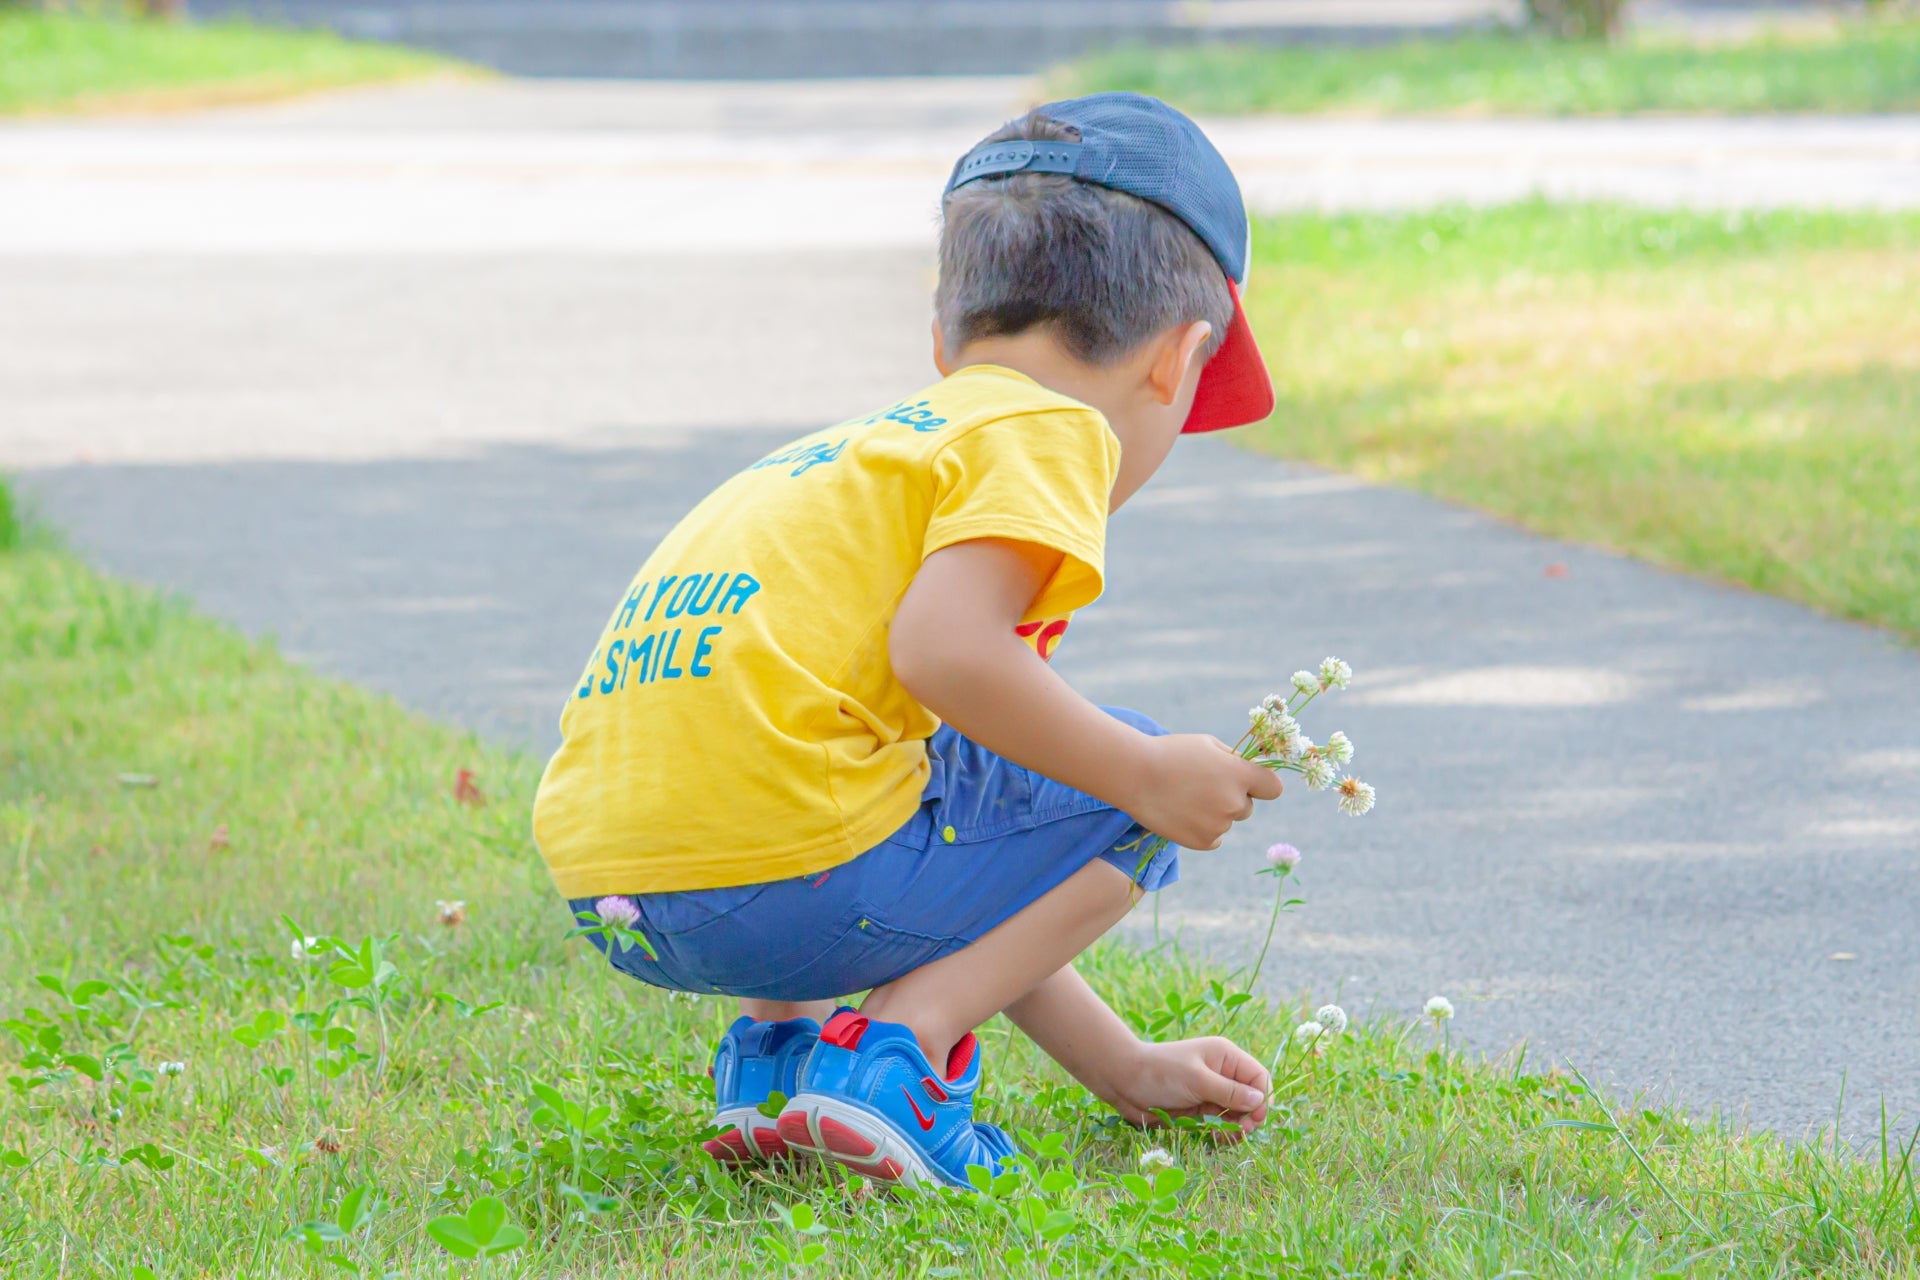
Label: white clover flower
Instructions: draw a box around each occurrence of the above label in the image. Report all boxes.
[156,1060,186,1077]
[1293,1020,1327,1054]
[1250,705,1303,759]
[436,898,468,928]
[1301,755,1335,790]
[1326,731,1354,765]
[290,936,324,962]
[1424,996,1455,1024]
[594,896,641,930]
[668,990,702,1004]
[1265,843,1302,874]
[1261,693,1289,715]
[1138,1147,1175,1171]
[1314,1005,1348,1037]
[1337,778,1376,817]
[1246,706,1274,752]
[1291,670,1319,696]
[1319,657,1353,690]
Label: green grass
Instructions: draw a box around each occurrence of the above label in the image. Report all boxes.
[3,488,1919,1274]
[0,476,18,554]
[1242,202,1920,639]
[1055,19,1920,116]
[0,9,466,116]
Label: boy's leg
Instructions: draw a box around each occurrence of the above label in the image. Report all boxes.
[780,856,1267,1185]
[777,859,1135,1187]
[739,998,838,1023]
[858,858,1136,1064]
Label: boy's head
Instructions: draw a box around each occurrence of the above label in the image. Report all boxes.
[936,93,1274,444]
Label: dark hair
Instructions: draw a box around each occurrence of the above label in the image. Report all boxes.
[937,111,1233,366]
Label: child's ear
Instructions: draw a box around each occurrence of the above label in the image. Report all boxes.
[1146,321,1213,406]
[931,318,954,376]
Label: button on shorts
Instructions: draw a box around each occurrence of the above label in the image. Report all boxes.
[569,707,1180,1002]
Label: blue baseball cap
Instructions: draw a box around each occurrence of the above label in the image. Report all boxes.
[944,91,1274,433]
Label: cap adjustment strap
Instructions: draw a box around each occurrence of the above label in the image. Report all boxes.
[949,140,1082,190]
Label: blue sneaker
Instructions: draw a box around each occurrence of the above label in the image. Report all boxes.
[701,1015,820,1165]
[775,1008,1015,1189]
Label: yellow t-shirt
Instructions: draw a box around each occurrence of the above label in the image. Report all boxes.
[532,365,1122,896]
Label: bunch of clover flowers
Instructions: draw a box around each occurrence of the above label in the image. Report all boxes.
[1125,657,1375,878]
[1238,657,1375,818]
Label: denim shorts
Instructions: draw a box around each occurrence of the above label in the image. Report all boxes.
[568,707,1180,1002]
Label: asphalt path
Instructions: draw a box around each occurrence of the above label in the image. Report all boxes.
[6,81,1918,1143]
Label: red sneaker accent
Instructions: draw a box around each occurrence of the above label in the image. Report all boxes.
[820,1011,869,1050]
[901,1087,937,1131]
[944,1032,977,1082]
[818,1116,878,1158]
[845,1155,905,1182]
[702,1128,754,1163]
[920,1075,949,1104]
[752,1126,790,1159]
[776,1109,816,1150]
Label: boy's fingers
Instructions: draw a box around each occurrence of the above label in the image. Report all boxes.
[1195,1065,1265,1115]
[1239,760,1284,801]
[1207,1037,1272,1096]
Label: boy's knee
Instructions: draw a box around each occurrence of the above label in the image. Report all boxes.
[1099,705,1166,738]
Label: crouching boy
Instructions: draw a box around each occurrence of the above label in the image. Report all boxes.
[534,93,1283,1188]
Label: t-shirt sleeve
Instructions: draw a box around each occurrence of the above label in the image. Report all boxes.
[923,407,1120,621]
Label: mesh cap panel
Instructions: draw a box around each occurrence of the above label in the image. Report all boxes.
[944,91,1250,284]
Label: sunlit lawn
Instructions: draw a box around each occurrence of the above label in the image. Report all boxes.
[1055,19,1920,116]
[1243,203,1920,640]
[0,9,466,116]
[1,499,1917,1275]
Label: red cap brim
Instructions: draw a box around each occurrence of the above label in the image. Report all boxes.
[1183,278,1274,434]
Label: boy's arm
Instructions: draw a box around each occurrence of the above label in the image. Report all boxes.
[1006,964,1269,1132]
[890,537,1281,851]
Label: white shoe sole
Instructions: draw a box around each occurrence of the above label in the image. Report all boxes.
[702,1104,791,1165]
[775,1091,949,1188]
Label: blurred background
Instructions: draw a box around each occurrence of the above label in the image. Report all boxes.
[3,0,1917,1142]
[51,0,1886,78]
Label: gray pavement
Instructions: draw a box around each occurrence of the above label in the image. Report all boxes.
[5,80,1919,1143]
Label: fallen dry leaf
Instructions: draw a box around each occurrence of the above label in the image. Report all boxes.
[453,769,485,808]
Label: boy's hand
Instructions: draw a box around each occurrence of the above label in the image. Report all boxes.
[1104,1036,1270,1136]
[1132,735,1283,851]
